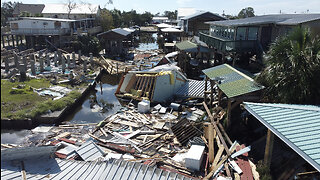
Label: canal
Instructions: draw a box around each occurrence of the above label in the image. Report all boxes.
[1,32,160,145]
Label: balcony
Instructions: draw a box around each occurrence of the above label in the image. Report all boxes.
[11,28,70,35]
[199,32,259,53]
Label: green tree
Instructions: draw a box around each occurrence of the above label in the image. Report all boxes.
[1,1,17,26]
[77,35,101,56]
[238,7,255,19]
[256,27,320,104]
[163,10,177,20]
[99,9,114,31]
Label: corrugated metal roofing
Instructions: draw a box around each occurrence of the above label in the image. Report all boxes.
[1,158,194,180]
[97,28,132,37]
[202,64,263,98]
[175,79,212,98]
[175,41,210,53]
[206,14,320,26]
[75,140,105,161]
[161,27,183,33]
[181,11,226,20]
[243,102,320,172]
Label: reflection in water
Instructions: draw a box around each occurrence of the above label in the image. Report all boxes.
[1,129,32,144]
[63,73,122,124]
[136,33,159,51]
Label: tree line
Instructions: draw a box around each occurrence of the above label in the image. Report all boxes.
[1,1,177,29]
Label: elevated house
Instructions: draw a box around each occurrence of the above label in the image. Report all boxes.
[97,28,136,57]
[180,11,226,36]
[4,3,102,50]
[199,14,320,64]
[9,17,98,49]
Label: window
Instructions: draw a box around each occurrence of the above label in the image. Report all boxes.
[248,27,258,40]
[236,27,246,40]
[11,23,18,30]
[54,21,61,29]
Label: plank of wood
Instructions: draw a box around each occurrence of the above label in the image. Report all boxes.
[218,123,233,146]
[204,155,228,180]
[142,76,151,96]
[115,120,140,128]
[203,102,231,156]
[212,145,224,169]
[224,162,232,177]
[21,161,27,180]
[88,133,107,143]
[208,124,215,163]
[138,76,145,90]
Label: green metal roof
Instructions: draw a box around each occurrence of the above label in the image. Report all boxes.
[202,64,263,98]
[175,41,198,51]
[243,102,320,172]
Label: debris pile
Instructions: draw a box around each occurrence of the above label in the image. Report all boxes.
[2,100,258,179]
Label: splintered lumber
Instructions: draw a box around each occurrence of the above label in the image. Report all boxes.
[88,133,107,143]
[203,102,231,156]
[224,162,232,177]
[1,144,14,148]
[105,129,142,153]
[212,145,224,169]
[208,124,215,163]
[97,142,135,154]
[115,120,140,128]
[138,133,164,148]
[124,130,141,139]
[128,157,163,162]
[204,155,228,180]
[218,123,233,146]
[21,161,27,180]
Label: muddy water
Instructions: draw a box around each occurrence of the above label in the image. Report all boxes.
[1,33,158,145]
[1,73,123,145]
[63,73,122,124]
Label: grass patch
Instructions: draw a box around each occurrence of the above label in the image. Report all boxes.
[1,79,51,119]
[29,91,81,118]
[1,79,81,120]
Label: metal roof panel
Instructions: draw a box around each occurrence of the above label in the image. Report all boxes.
[244,102,320,172]
[203,64,263,98]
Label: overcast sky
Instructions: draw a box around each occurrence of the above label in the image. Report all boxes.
[5,0,320,16]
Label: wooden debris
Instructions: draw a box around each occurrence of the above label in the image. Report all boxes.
[171,118,200,145]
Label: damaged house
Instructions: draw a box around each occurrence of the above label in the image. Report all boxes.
[199,14,320,64]
[115,66,187,103]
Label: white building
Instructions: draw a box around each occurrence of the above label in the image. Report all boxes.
[42,3,100,19]
[152,17,169,24]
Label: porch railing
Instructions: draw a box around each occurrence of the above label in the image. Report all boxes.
[199,32,259,53]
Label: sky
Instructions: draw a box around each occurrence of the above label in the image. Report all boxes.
[3,0,320,16]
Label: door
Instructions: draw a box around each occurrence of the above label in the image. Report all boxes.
[260,26,272,51]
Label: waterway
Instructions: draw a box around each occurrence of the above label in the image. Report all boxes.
[136,33,159,51]
[1,32,161,145]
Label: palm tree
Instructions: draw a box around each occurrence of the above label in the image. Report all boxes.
[256,27,320,104]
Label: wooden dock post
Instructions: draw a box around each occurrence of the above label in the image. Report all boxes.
[264,129,274,168]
